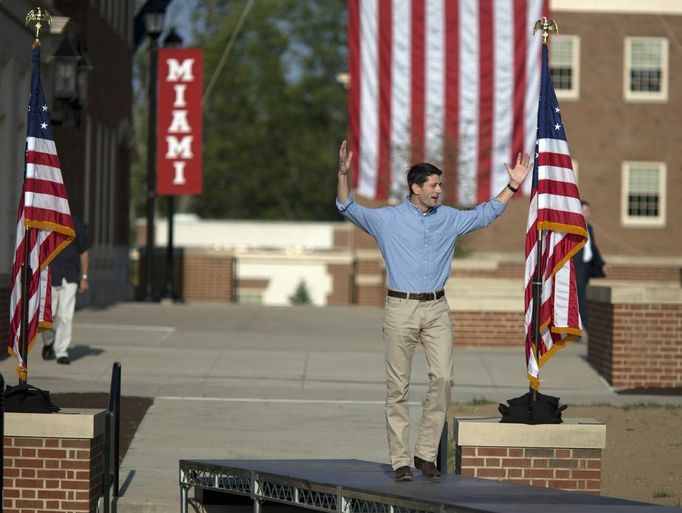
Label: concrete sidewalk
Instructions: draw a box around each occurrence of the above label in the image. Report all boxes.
[1,302,679,512]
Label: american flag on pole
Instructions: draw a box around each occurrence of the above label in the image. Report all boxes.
[348,0,548,206]
[524,41,586,390]
[8,42,74,379]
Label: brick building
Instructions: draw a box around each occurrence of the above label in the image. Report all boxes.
[50,0,135,304]
[0,0,134,317]
[458,0,682,258]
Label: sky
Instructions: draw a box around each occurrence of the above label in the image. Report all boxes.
[165,0,199,45]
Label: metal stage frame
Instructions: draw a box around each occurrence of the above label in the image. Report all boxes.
[179,459,678,513]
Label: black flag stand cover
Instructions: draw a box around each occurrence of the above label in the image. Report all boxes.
[4,383,60,413]
[498,391,567,424]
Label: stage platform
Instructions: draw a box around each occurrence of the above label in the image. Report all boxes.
[179,459,679,513]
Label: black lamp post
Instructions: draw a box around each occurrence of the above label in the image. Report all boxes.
[161,27,183,302]
[143,0,166,301]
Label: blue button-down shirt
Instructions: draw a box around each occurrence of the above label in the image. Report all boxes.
[336,195,505,292]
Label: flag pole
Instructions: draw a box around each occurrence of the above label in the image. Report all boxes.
[530,227,543,401]
[529,17,559,401]
[17,7,53,385]
[18,228,32,384]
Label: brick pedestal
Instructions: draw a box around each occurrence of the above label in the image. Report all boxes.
[3,409,107,513]
[588,285,682,390]
[454,417,606,494]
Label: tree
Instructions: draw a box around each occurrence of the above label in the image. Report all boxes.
[192,0,347,220]
[288,279,312,305]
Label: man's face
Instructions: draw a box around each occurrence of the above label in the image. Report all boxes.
[411,174,442,211]
[582,204,591,222]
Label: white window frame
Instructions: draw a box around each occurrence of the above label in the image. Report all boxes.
[621,161,667,227]
[550,35,580,100]
[624,37,668,102]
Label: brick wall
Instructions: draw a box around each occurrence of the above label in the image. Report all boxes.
[181,252,235,303]
[137,248,235,303]
[326,263,354,305]
[455,446,602,493]
[354,250,386,307]
[355,284,386,307]
[588,288,682,389]
[604,266,682,284]
[452,311,524,346]
[3,410,107,513]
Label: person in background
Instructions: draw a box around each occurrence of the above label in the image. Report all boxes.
[42,218,92,364]
[335,140,532,482]
[573,200,609,331]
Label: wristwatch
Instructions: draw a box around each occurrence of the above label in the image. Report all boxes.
[81,274,88,280]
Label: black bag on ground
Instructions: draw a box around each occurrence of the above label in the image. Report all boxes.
[498,391,566,424]
[4,383,60,413]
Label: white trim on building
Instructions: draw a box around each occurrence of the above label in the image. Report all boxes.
[552,0,682,14]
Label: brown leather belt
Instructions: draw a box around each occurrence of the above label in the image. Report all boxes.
[387,289,445,302]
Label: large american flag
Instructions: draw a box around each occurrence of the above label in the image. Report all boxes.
[348,0,548,205]
[9,42,74,379]
[524,41,586,390]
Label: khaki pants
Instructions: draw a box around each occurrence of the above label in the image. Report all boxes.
[383,295,453,469]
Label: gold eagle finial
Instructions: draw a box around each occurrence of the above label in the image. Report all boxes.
[533,17,558,45]
[25,7,53,40]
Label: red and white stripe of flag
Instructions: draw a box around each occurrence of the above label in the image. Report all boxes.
[524,137,585,390]
[348,0,548,206]
[9,136,74,374]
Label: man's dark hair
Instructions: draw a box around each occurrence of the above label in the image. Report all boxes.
[581,200,590,207]
[406,163,442,195]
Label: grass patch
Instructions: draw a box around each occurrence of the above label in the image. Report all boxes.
[469,397,495,406]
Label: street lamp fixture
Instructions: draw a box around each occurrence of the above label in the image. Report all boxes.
[52,37,92,126]
[143,0,166,39]
[163,27,183,48]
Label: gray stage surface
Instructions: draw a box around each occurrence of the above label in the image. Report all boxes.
[179,459,679,513]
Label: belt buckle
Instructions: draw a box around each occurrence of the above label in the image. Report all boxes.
[418,292,432,302]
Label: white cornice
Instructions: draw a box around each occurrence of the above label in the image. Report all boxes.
[552,0,682,15]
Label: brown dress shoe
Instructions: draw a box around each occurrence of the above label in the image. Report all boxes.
[414,456,440,478]
[394,466,413,482]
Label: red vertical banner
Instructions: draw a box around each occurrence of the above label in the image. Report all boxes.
[157,48,203,195]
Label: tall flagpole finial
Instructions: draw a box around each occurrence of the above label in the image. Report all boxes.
[533,17,559,45]
[25,7,53,41]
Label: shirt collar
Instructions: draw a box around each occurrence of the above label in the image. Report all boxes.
[404,196,436,216]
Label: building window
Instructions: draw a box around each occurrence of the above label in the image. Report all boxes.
[238,290,264,305]
[550,35,580,99]
[624,37,668,102]
[621,162,666,227]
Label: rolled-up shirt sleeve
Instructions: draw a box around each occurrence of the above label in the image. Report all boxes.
[453,198,506,235]
[336,194,383,237]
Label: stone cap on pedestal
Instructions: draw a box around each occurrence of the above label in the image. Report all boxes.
[4,408,107,439]
[454,416,606,448]
[588,284,682,304]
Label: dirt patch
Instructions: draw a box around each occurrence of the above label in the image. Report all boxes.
[449,403,682,508]
[51,392,153,463]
